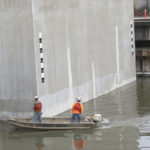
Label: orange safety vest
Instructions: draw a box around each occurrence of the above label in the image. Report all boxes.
[72,102,84,114]
[33,102,42,112]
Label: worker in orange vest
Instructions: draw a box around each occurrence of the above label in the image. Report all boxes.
[71,97,84,124]
[32,96,42,123]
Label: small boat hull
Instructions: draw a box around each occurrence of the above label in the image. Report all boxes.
[8,117,101,131]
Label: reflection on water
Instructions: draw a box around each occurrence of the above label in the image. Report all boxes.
[35,138,45,150]
[73,134,85,150]
[1,78,150,149]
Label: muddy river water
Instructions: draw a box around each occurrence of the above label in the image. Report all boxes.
[0,77,150,150]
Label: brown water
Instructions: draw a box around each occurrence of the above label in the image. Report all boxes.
[1,77,150,150]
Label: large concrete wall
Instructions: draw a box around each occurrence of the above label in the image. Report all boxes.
[32,0,136,117]
[0,0,37,118]
[0,0,136,119]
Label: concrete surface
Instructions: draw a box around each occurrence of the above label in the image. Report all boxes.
[0,0,136,119]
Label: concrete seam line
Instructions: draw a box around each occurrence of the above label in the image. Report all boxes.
[115,26,120,86]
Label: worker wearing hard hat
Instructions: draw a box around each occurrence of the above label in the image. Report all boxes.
[71,97,84,124]
[32,96,42,123]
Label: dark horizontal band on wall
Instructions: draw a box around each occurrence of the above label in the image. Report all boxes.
[135,40,150,48]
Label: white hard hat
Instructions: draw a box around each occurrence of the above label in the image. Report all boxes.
[34,96,39,99]
[76,97,81,101]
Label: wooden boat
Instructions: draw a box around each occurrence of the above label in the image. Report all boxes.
[7,117,102,131]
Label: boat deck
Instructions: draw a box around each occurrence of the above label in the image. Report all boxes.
[10,117,91,124]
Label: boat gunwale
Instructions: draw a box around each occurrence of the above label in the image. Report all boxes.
[8,117,94,125]
[8,122,95,130]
